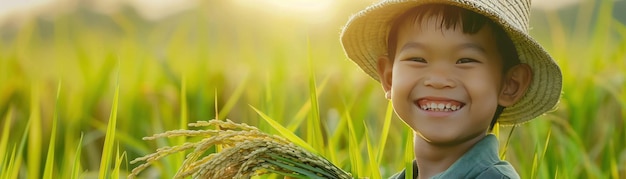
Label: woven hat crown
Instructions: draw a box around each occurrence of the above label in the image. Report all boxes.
[340,0,562,125]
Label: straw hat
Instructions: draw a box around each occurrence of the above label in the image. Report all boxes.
[340,0,562,125]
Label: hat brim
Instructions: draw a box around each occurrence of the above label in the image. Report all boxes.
[340,0,562,125]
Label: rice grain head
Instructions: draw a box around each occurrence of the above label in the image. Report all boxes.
[128,119,352,179]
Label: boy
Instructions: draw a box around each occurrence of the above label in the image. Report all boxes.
[340,0,562,178]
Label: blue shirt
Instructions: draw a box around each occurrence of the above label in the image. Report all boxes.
[388,134,520,179]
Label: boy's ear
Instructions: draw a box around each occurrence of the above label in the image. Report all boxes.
[377,55,393,99]
[498,64,532,107]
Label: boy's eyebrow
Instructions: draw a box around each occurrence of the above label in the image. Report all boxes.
[457,43,486,53]
[400,42,427,52]
[400,42,487,53]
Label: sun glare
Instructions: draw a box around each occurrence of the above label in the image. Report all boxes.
[0,0,54,23]
[234,0,336,22]
[264,0,333,12]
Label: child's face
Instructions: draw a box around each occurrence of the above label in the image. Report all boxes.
[380,16,505,145]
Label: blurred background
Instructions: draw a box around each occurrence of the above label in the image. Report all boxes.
[0,0,624,178]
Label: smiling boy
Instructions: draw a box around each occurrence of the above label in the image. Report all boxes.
[341,0,562,178]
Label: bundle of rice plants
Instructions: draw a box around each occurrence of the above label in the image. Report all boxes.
[128,119,352,179]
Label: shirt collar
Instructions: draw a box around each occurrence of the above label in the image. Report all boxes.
[431,134,501,178]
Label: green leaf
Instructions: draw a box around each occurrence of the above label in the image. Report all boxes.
[609,140,619,179]
[111,144,127,179]
[264,157,322,178]
[306,37,325,155]
[267,153,335,178]
[71,133,84,179]
[2,146,17,179]
[0,107,13,172]
[28,82,42,179]
[537,129,552,178]
[500,125,516,160]
[287,76,329,132]
[43,81,61,179]
[8,105,33,179]
[363,121,381,178]
[172,74,187,176]
[530,147,539,179]
[98,80,120,179]
[250,105,318,154]
[345,109,362,177]
[376,100,393,165]
[403,131,413,179]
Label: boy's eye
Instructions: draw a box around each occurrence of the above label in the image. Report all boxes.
[456,58,480,64]
[405,57,427,63]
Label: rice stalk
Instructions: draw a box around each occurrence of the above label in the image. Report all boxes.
[43,80,61,179]
[0,107,13,171]
[376,101,393,165]
[346,108,363,177]
[363,121,381,178]
[71,133,84,179]
[98,79,120,179]
[403,130,414,179]
[28,82,42,179]
[128,119,352,179]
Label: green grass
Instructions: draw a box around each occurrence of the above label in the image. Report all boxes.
[42,81,61,179]
[0,0,624,178]
[99,71,120,179]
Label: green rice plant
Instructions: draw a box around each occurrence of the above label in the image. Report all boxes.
[403,130,414,179]
[251,106,317,154]
[345,107,364,177]
[306,39,326,157]
[376,101,394,165]
[28,83,42,179]
[128,119,352,178]
[506,0,626,178]
[363,121,382,178]
[1,147,17,179]
[111,144,128,179]
[0,108,14,177]
[0,107,13,174]
[0,0,623,178]
[71,133,84,179]
[530,129,551,179]
[43,81,62,179]
[3,105,32,179]
[98,80,120,179]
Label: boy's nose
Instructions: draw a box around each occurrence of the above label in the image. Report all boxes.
[423,70,456,89]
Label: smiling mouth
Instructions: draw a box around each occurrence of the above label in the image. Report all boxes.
[416,98,465,112]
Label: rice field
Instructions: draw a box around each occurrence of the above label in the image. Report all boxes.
[0,0,624,178]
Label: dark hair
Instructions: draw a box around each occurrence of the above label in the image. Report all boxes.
[386,4,520,131]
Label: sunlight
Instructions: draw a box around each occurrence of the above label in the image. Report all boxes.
[532,0,580,10]
[263,0,333,13]
[129,0,196,21]
[0,0,54,24]
[233,0,336,23]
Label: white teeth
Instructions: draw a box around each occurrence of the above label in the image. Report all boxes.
[420,102,462,111]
